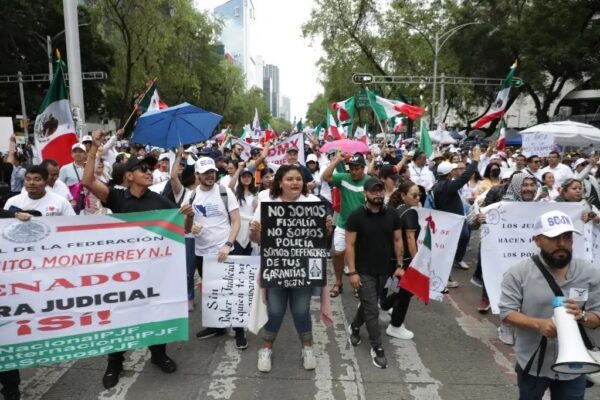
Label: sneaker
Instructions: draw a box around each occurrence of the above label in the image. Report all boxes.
[470,276,483,288]
[195,327,226,339]
[302,346,317,370]
[446,279,459,288]
[235,330,248,350]
[102,360,123,389]
[370,347,387,369]
[151,354,177,374]
[386,324,414,340]
[188,300,195,312]
[387,307,393,316]
[455,261,470,270]
[347,324,361,346]
[257,348,272,372]
[498,324,515,345]
[477,297,490,313]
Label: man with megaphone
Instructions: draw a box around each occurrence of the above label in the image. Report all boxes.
[499,210,600,400]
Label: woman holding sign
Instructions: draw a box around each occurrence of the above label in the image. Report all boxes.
[249,164,333,373]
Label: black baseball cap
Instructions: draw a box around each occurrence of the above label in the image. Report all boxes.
[363,177,384,192]
[348,154,366,166]
[124,155,157,172]
[250,148,262,156]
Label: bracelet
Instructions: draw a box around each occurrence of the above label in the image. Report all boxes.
[224,241,234,248]
[348,271,358,276]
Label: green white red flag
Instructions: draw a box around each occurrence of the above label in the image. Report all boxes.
[367,90,426,121]
[326,106,344,139]
[472,62,517,128]
[331,97,355,125]
[400,215,435,304]
[33,59,78,167]
[492,119,507,150]
[135,81,168,113]
[354,124,369,145]
[419,120,434,158]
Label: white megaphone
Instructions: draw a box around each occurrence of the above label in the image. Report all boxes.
[552,296,600,374]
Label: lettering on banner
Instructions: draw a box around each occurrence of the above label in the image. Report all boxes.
[522,132,554,157]
[261,202,329,288]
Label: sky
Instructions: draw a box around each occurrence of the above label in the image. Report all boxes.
[195,0,323,123]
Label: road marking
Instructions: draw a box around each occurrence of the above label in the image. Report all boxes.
[312,298,334,400]
[446,295,515,375]
[97,349,150,400]
[389,338,443,400]
[204,338,241,399]
[20,361,75,400]
[329,295,366,400]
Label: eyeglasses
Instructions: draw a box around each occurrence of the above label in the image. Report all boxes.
[133,165,151,173]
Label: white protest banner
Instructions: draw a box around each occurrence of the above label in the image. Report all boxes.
[0,210,187,372]
[0,117,14,152]
[415,208,465,302]
[593,225,600,265]
[231,133,306,165]
[480,202,586,314]
[202,255,259,328]
[521,132,554,157]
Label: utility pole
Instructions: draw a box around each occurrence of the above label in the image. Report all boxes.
[63,0,85,128]
[17,72,28,136]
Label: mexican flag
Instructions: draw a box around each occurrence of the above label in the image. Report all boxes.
[314,121,326,141]
[419,120,433,158]
[354,124,369,145]
[33,59,78,167]
[400,215,435,304]
[493,119,507,150]
[135,81,168,113]
[367,90,426,121]
[326,106,344,139]
[393,116,406,133]
[331,97,355,125]
[472,62,517,129]
[240,124,253,143]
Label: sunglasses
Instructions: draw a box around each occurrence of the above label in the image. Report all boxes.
[132,165,151,173]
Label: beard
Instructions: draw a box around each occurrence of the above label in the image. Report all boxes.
[367,196,384,207]
[540,248,572,269]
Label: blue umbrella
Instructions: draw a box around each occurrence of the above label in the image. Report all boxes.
[131,102,223,148]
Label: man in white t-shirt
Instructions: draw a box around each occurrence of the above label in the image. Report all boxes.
[540,150,574,187]
[408,150,435,192]
[59,143,87,187]
[152,153,170,184]
[4,165,75,217]
[188,157,245,347]
[21,159,73,202]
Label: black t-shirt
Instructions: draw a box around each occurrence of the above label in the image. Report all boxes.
[396,205,420,267]
[103,187,177,213]
[346,206,402,276]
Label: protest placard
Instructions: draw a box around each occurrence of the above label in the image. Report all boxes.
[230,133,306,166]
[201,255,259,328]
[260,202,329,288]
[521,132,554,157]
[414,208,465,302]
[0,210,187,372]
[0,117,13,153]
[480,202,587,314]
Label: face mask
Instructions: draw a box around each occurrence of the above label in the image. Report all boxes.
[491,169,501,178]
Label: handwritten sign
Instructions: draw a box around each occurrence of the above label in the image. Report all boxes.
[201,256,258,328]
[521,132,554,157]
[260,202,329,288]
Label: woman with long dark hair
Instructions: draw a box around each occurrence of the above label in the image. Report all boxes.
[383,181,419,340]
[228,166,257,255]
[249,164,333,373]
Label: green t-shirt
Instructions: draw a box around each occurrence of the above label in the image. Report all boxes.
[331,172,369,229]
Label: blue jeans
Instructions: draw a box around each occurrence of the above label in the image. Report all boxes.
[185,237,196,301]
[264,287,313,343]
[515,364,586,400]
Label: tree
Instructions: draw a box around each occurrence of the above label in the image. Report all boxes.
[269,118,292,133]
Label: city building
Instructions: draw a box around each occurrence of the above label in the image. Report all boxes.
[280,95,291,121]
[263,64,280,118]
[214,0,261,89]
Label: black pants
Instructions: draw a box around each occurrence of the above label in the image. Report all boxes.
[108,344,167,364]
[380,287,413,327]
[0,369,20,395]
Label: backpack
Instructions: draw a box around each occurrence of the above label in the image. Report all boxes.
[423,188,436,209]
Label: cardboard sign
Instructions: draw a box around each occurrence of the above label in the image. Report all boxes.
[260,202,329,288]
[0,117,14,152]
[521,132,554,157]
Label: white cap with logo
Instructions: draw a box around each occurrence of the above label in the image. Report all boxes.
[533,210,581,238]
[437,161,458,176]
[195,157,218,174]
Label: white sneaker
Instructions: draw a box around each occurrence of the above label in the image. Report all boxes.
[302,346,316,370]
[498,324,515,345]
[446,279,460,288]
[386,324,414,340]
[387,308,393,316]
[457,261,470,270]
[257,348,272,372]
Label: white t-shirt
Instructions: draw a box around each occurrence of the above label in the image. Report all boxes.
[59,162,85,187]
[191,184,240,256]
[540,164,574,187]
[252,193,321,223]
[21,179,73,201]
[152,169,169,185]
[4,191,76,216]
[409,163,436,191]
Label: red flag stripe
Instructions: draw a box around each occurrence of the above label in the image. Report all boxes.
[57,220,184,235]
[399,267,430,304]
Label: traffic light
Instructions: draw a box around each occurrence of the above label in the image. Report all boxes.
[352,73,374,84]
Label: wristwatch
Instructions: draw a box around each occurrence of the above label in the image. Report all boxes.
[224,241,234,248]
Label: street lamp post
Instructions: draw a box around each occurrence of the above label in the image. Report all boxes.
[401,21,482,128]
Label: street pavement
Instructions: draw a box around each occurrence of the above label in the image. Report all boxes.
[16,244,600,400]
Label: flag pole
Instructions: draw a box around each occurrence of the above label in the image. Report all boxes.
[121,76,158,131]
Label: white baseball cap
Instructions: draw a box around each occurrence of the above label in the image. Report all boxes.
[437,161,458,176]
[81,135,93,143]
[573,158,588,169]
[195,157,218,174]
[72,143,86,152]
[306,154,318,163]
[533,210,581,238]
[184,146,197,154]
[158,153,170,161]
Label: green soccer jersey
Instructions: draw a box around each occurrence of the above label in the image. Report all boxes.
[331,172,369,229]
